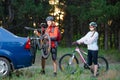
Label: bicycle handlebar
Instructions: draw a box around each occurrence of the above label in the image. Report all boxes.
[29,36,41,40]
[24,26,41,31]
[72,42,88,55]
[72,42,79,47]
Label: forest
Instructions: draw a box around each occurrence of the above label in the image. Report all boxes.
[0,0,120,50]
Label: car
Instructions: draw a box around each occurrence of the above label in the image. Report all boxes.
[0,26,35,77]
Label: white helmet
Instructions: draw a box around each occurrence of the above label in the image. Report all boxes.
[89,22,97,27]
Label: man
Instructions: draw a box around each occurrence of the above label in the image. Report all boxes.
[34,16,59,77]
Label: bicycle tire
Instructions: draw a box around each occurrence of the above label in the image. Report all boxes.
[59,54,79,74]
[97,56,109,75]
[41,33,51,58]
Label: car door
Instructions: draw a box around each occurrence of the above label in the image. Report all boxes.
[0,31,2,48]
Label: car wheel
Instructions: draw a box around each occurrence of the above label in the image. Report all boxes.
[0,57,11,77]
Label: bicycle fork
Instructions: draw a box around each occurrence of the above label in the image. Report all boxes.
[69,53,75,65]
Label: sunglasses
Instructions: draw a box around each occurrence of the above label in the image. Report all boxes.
[89,26,94,28]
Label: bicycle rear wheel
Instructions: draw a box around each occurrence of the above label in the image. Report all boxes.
[41,33,51,58]
[98,56,109,75]
[59,54,79,74]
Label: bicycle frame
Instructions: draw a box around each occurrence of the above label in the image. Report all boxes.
[25,26,51,58]
[75,47,87,64]
[70,46,91,69]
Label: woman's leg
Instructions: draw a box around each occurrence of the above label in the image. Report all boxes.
[88,50,92,68]
[92,50,98,76]
[94,65,98,76]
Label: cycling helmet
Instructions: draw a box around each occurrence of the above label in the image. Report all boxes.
[89,22,97,27]
[40,23,47,28]
[46,16,54,21]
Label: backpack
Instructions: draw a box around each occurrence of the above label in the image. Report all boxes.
[49,26,62,43]
[56,28,62,42]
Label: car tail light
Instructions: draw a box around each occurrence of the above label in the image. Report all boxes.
[25,39,31,49]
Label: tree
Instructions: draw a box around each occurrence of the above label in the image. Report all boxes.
[61,0,120,51]
[0,0,50,35]
[0,0,120,50]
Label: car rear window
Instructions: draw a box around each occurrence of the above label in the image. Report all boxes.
[0,27,18,39]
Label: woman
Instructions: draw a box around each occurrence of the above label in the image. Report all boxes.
[73,22,99,77]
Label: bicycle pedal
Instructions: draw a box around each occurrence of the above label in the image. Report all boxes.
[84,64,89,69]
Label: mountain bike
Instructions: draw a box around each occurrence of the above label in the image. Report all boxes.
[59,44,109,75]
[25,26,51,63]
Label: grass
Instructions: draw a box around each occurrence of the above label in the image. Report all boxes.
[99,48,120,62]
[1,47,120,80]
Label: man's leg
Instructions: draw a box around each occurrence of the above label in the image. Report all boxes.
[53,60,57,73]
[40,57,46,74]
[51,48,57,76]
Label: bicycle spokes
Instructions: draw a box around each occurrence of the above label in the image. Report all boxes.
[97,56,109,75]
[41,34,51,58]
[59,54,79,74]
[61,62,78,74]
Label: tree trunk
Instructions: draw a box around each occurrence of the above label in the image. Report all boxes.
[8,4,14,23]
[118,29,120,51]
[109,30,113,48]
[104,24,109,50]
[2,0,14,27]
[64,13,74,47]
[64,16,73,47]
[114,29,118,49]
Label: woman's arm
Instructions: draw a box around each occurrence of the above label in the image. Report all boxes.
[76,32,89,44]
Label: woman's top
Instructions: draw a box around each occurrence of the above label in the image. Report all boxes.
[77,31,99,50]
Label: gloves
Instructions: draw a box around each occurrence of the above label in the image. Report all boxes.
[72,41,78,45]
[34,29,40,36]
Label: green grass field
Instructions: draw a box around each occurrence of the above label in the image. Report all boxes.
[1,47,120,80]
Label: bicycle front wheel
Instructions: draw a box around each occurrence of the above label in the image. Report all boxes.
[41,33,51,58]
[59,54,79,74]
[98,56,109,75]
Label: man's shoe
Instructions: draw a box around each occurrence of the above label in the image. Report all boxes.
[96,71,99,76]
[40,70,45,75]
[91,75,97,78]
[53,72,57,77]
